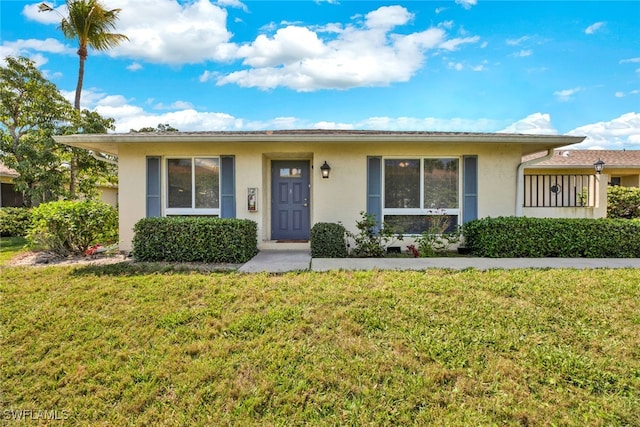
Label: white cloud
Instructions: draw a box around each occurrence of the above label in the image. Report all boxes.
[455,0,477,10]
[18,2,480,92]
[438,36,480,51]
[585,21,606,35]
[554,87,582,102]
[216,0,248,12]
[215,5,475,91]
[498,113,558,135]
[435,7,447,14]
[127,62,143,71]
[448,62,464,71]
[506,36,531,46]
[615,91,625,98]
[27,0,237,64]
[0,38,74,65]
[514,49,532,58]
[619,57,640,64]
[153,100,195,110]
[566,112,640,149]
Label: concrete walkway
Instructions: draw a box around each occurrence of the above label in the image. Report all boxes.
[238,250,640,273]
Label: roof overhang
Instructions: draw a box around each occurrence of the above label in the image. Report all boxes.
[54,130,586,157]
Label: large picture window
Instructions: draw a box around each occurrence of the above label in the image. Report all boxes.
[167,157,220,214]
[383,157,459,234]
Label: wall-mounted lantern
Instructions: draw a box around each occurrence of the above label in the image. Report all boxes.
[593,159,605,174]
[320,161,331,179]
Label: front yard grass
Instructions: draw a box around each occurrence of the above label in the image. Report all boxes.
[0,236,27,264]
[1,265,639,425]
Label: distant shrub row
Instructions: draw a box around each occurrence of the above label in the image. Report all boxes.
[132,217,258,263]
[0,207,31,237]
[463,216,640,258]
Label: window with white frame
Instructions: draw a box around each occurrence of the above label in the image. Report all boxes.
[383,157,460,234]
[166,157,220,215]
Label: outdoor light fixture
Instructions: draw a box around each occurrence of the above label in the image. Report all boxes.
[320,161,331,179]
[593,159,605,174]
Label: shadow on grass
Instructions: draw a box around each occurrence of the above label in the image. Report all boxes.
[71,261,241,277]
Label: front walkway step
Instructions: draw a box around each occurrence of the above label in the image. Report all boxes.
[238,250,311,273]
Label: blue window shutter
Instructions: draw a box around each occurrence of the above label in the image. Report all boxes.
[146,156,161,217]
[462,155,478,224]
[367,156,382,229]
[220,155,236,218]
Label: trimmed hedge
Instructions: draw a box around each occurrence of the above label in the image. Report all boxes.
[463,216,640,258]
[132,217,258,263]
[27,200,118,256]
[310,222,348,258]
[607,186,640,219]
[0,207,31,237]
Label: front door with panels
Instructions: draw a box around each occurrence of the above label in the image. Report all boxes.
[271,160,310,241]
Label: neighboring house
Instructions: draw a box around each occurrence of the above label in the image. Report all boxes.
[55,130,585,252]
[526,149,640,187]
[523,150,640,219]
[0,162,24,207]
[0,161,118,208]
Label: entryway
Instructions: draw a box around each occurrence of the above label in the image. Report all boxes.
[271,160,311,241]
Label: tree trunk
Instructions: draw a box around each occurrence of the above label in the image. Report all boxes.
[70,49,87,197]
[74,49,86,111]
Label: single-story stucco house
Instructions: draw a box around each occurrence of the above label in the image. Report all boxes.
[525,149,640,188]
[54,130,592,252]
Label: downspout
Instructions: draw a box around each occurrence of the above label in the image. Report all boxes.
[91,151,118,166]
[516,149,555,217]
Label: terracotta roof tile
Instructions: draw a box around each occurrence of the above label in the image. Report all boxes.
[527,150,640,167]
[0,162,19,177]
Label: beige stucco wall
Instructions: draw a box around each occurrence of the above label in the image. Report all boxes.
[522,174,608,219]
[116,141,523,251]
[97,187,118,207]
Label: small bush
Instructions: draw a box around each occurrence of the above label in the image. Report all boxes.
[132,217,257,263]
[463,216,640,258]
[413,212,462,257]
[310,222,347,258]
[0,207,31,237]
[607,186,640,219]
[346,211,403,257]
[27,200,118,256]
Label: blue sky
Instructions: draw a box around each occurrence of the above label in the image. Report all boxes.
[1,0,639,149]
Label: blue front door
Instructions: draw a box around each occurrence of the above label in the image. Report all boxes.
[271,160,310,240]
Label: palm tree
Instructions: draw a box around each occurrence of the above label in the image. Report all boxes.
[39,0,127,196]
[39,1,128,111]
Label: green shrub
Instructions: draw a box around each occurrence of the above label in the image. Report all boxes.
[132,217,258,263]
[607,186,640,219]
[27,200,118,256]
[0,207,31,237]
[463,216,640,258]
[345,211,403,257]
[310,222,347,258]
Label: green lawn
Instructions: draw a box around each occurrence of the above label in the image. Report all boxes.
[1,262,639,425]
[0,236,27,264]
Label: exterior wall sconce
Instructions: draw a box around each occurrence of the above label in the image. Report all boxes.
[593,159,605,174]
[320,161,331,179]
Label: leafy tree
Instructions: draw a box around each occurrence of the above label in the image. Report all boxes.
[1,56,117,205]
[59,110,118,200]
[39,0,128,196]
[131,123,179,133]
[0,56,73,206]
